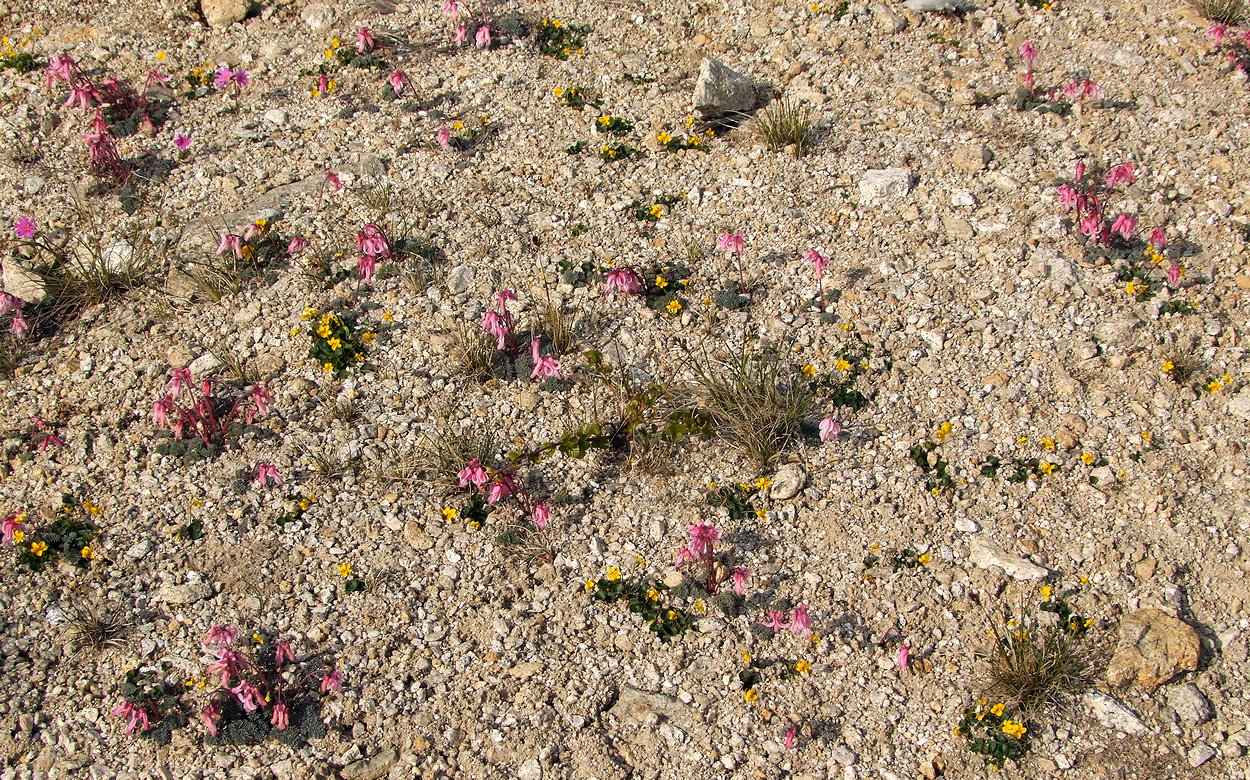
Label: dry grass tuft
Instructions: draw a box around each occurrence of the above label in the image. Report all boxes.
[1192,0,1245,24]
[753,99,814,157]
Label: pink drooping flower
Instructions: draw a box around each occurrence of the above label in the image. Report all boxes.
[357,254,377,284]
[274,641,296,665]
[10,315,27,339]
[1078,214,1102,240]
[789,604,812,639]
[458,458,490,488]
[436,125,452,149]
[38,431,66,450]
[531,504,551,531]
[475,25,492,49]
[317,74,331,95]
[1019,40,1037,66]
[200,702,221,737]
[732,566,751,596]
[270,703,290,731]
[203,624,240,648]
[1110,213,1137,241]
[45,54,76,87]
[784,727,797,750]
[452,25,468,44]
[287,235,307,255]
[1,513,26,545]
[686,520,721,558]
[216,232,244,258]
[388,70,410,97]
[1104,162,1136,187]
[111,701,152,735]
[604,267,644,295]
[255,462,283,487]
[441,0,461,16]
[819,417,841,443]
[895,643,911,672]
[716,231,745,256]
[760,611,790,632]
[0,292,21,314]
[205,647,247,687]
[805,249,827,278]
[63,82,99,111]
[530,338,561,379]
[13,217,35,239]
[231,681,264,712]
[1167,264,1183,289]
[84,120,128,181]
[1056,184,1078,212]
[320,669,343,693]
[1208,24,1230,46]
[1150,227,1167,251]
[356,26,376,54]
[356,223,392,258]
[173,133,192,151]
[1022,71,1034,92]
[486,473,516,505]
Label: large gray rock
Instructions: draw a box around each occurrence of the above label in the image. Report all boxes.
[858,169,914,205]
[1,261,49,304]
[691,58,758,119]
[303,4,337,30]
[200,0,252,28]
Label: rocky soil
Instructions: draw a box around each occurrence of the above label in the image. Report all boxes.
[1,0,1249,777]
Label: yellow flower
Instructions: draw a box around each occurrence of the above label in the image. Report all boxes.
[468,520,481,531]
[685,116,695,127]
[801,364,816,377]
[316,324,332,338]
[1017,435,1029,444]
[917,554,932,565]
[990,702,1006,717]
[12,530,24,544]
[191,498,204,508]
[795,660,811,674]
[657,131,672,144]
[301,307,318,320]
[835,359,852,373]
[584,579,595,591]
[1079,575,1090,586]
[935,421,953,441]
[553,18,562,27]
[327,337,342,350]
[240,245,253,260]
[666,609,678,620]
[744,688,759,702]
[598,115,611,126]
[324,363,335,373]
[655,275,668,288]
[1125,281,1139,295]
[252,633,265,644]
[382,311,394,322]
[646,588,659,601]
[442,507,458,521]
[453,121,464,131]
[354,352,364,362]
[31,541,47,557]
[1081,452,1095,465]
[362,332,377,345]
[694,599,705,614]
[290,327,302,337]
[810,1,822,9]
[81,546,94,560]
[1039,461,1056,475]
[327,80,337,93]
[1141,430,1152,442]
[666,299,682,314]
[742,651,752,663]
[634,555,646,565]
[1208,379,1224,393]
[553,87,564,97]
[329,37,341,48]
[606,566,622,581]
[156,50,168,62]
[649,205,663,219]
[1002,720,1027,739]
[755,477,772,490]
[1083,618,1094,628]
[754,508,767,520]
[1041,437,1055,451]
[1040,586,1052,601]
[337,563,352,578]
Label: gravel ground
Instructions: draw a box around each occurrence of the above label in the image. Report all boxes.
[1,0,1249,777]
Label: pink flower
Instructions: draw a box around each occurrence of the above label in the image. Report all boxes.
[388,70,409,97]
[356,26,375,54]
[318,74,331,95]
[274,641,296,665]
[320,669,343,693]
[324,169,342,191]
[486,473,516,505]
[270,703,290,731]
[357,254,376,283]
[111,701,151,735]
[213,65,234,90]
[356,223,391,258]
[287,236,307,255]
[675,546,696,564]
[1079,214,1102,239]
[437,125,452,149]
[1150,227,1167,251]
[1105,162,1136,186]
[1022,71,1034,92]
[530,338,562,379]
[532,504,551,530]
[1074,161,1086,181]
[784,727,797,750]
[13,217,35,238]
[63,82,99,111]
[604,267,644,295]
[1019,40,1037,66]
[203,624,240,648]
[0,292,21,314]
[716,231,745,256]
[10,315,27,339]
[732,567,750,596]
[201,702,221,737]
[805,249,827,278]
[152,396,175,428]
[441,0,461,16]
[686,521,721,557]
[789,604,812,638]
[217,233,243,258]
[168,367,192,395]
[1110,213,1137,241]
[819,417,841,443]
[45,54,76,87]
[231,681,264,712]
[1,513,26,545]
[38,432,65,451]
[1167,264,1183,289]
[1056,184,1078,212]
[475,25,492,48]
[895,643,911,672]
[496,289,517,308]
[1209,24,1229,46]
[760,611,789,631]
[458,458,489,488]
[255,463,283,487]
[233,69,250,88]
[205,647,246,687]
[173,133,192,151]
[452,25,468,44]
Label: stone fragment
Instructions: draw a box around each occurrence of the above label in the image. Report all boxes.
[858,169,914,204]
[952,144,990,173]
[872,4,907,32]
[157,573,211,605]
[1083,692,1149,735]
[1187,745,1216,768]
[691,58,758,119]
[1166,683,1213,725]
[303,3,336,29]
[1088,42,1147,69]
[1,262,49,304]
[608,686,694,728]
[768,463,806,500]
[403,521,433,551]
[1227,387,1250,421]
[968,537,1049,580]
[340,749,398,780]
[1106,608,1201,687]
[902,0,973,10]
[446,264,475,294]
[200,0,251,28]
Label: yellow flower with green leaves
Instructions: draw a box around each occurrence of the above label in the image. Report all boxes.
[327,337,342,351]
[666,299,682,314]
[795,660,811,674]
[801,364,816,377]
[362,332,377,345]
[744,688,759,702]
[1002,720,1027,739]
[990,702,1005,717]
[442,507,458,521]
[81,546,94,560]
[31,541,47,557]
[657,131,672,145]
[337,563,352,578]
[606,566,622,581]
[1039,461,1056,475]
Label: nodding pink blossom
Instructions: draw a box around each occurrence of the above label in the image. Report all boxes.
[1019,40,1037,66]
[152,396,174,428]
[231,681,264,712]
[274,641,296,665]
[529,338,561,379]
[318,74,331,95]
[45,54,76,87]
[13,217,35,239]
[200,702,221,737]
[1208,24,1230,46]
[1,513,26,545]
[110,701,152,735]
[1110,213,1137,241]
[458,458,490,489]
[819,417,842,443]
[784,727,797,750]
[203,624,240,648]
[206,650,244,690]
[1079,214,1102,240]
[452,25,468,45]
[760,611,790,632]
[895,643,911,672]
[270,703,291,731]
[357,254,376,283]
[436,125,452,149]
[217,232,244,258]
[532,503,551,531]
[63,82,99,111]
[1150,227,1167,251]
[388,70,410,97]
[320,669,343,693]
[356,223,392,258]
[1104,162,1136,186]
[732,566,751,596]
[168,367,192,395]
[804,249,827,279]
[497,289,517,308]
[1056,184,1078,212]
[173,133,192,151]
[255,462,283,487]
[0,292,22,314]
[604,267,644,295]
[10,315,27,339]
[1074,161,1086,181]
[475,25,492,49]
[287,235,307,255]
[323,169,343,193]
[716,231,745,256]
[686,521,721,558]
[38,431,65,450]
[789,604,812,639]
[441,0,461,16]
[482,310,508,348]
[1167,264,1183,289]
[486,473,516,505]
[356,26,375,54]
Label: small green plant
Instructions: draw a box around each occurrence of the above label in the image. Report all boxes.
[621,72,655,84]
[2,496,101,572]
[594,114,633,136]
[597,142,637,161]
[306,309,374,378]
[275,494,316,528]
[0,38,40,73]
[631,191,684,222]
[753,99,813,157]
[981,591,1096,714]
[739,653,813,701]
[706,481,764,523]
[587,568,694,641]
[910,440,955,494]
[534,18,589,59]
[655,128,711,153]
[955,701,1029,769]
[552,86,597,110]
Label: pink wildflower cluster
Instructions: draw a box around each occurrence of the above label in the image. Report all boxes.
[457,457,553,529]
[759,604,814,639]
[441,0,493,48]
[0,289,28,340]
[1207,24,1250,76]
[676,520,749,595]
[31,417,66,451]
[482,288,520,355]
[356,223,392,284]
[1,512,26,545]
[603,266,644,295]
[1055,161,1155,248]
[151,368,272,447]
[83,110,128,182]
